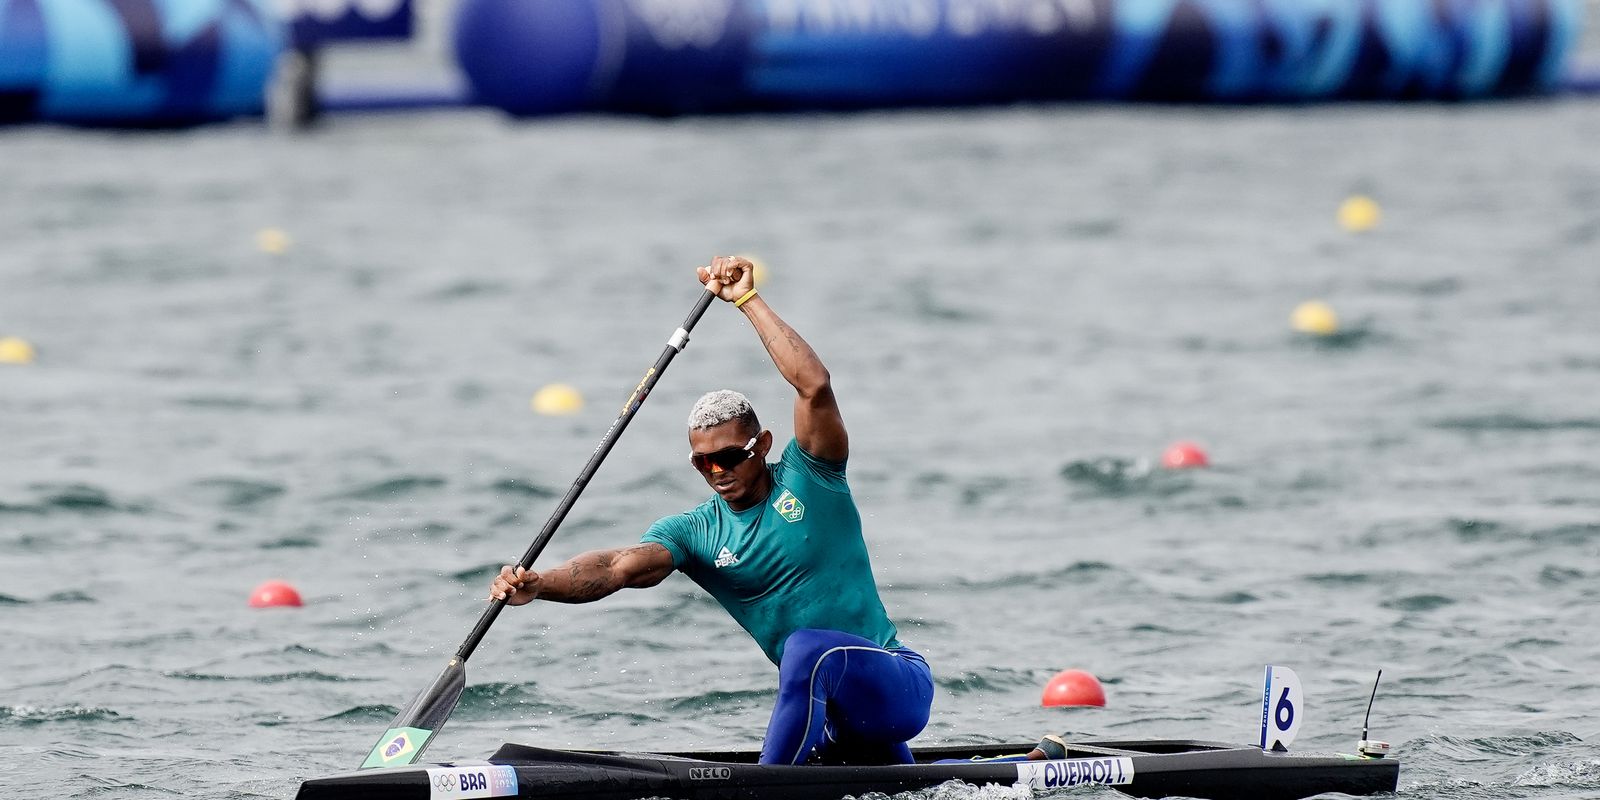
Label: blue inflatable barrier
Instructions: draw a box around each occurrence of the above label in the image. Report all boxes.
[0,0,282,124]
[453,0,1585,116]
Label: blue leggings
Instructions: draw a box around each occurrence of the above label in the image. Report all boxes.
[759,629,934,766]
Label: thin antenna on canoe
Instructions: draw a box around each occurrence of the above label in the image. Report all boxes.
[1356,670,1390,758]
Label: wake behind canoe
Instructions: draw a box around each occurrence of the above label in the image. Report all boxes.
[296,737,1398,800]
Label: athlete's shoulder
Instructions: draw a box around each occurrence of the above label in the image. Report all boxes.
[776,437,849,489]
[650,500,717,533]
[642,503,717,568]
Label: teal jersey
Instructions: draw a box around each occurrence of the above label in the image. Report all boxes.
[642,439,901,665]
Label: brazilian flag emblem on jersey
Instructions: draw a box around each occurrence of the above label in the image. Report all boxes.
[773,489,805,522]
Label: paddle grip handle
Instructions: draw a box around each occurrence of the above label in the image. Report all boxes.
[456,289,718,661]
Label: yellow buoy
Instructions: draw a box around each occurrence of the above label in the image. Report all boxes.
[738,254,768,288]
[1337,195,1381,233]
[531,383,584,415]
[257,227,291,255]
[0,336,36,365]
[1291,300,1340,336]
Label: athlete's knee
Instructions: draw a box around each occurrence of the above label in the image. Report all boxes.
[841,691,929,742]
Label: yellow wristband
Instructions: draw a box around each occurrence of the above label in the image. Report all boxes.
[733,288,759,308]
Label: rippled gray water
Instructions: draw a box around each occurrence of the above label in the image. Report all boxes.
[2,99,1599,799]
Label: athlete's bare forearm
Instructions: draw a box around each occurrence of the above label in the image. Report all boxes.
[740,297,830,398]
[536,550,627,603]
[490,544,673,606]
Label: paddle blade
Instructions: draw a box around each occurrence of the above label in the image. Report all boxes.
[360,658,466,769]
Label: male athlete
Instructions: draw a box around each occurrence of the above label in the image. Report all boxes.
[490,256,933,766]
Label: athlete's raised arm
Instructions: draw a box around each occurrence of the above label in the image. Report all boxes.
[698,256,847,462]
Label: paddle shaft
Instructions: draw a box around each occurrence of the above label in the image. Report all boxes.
[360,289,717,770]
[456,289,717,662]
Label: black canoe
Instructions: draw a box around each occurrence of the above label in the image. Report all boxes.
[296,737,1398,800]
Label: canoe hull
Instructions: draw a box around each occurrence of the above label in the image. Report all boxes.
[297,738,1398,800]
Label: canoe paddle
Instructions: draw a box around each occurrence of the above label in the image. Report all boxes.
[360,288,718,769]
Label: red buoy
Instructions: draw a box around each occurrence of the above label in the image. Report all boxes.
[1160,441,1209,469]
[1042,669,1106,707]
[249,580,303,608]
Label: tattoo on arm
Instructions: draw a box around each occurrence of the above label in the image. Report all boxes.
[548,552,617,602]
[557,545,663,601]
[570,559,612,600]
[761,320,809,360]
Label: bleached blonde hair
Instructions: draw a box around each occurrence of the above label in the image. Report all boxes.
[688,389,760,434]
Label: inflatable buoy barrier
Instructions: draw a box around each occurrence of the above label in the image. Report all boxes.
[0,0,282,125]
[453,0,1584,117]
[0,0,1582,125]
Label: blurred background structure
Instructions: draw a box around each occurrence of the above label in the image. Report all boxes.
[0,0,1596,126]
